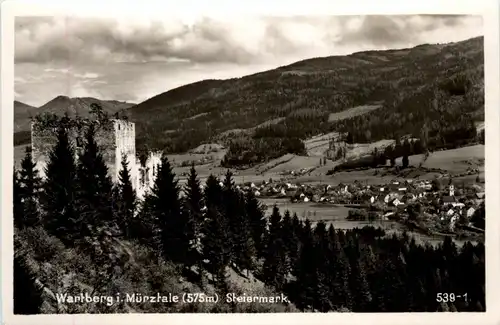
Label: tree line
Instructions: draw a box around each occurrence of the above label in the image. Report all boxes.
[14,122,485,313]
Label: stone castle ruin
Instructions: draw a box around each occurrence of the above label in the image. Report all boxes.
[30,107,161,200]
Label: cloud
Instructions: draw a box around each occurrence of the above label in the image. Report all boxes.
[337,15,482,47]
[15,15,482,66]
[74,72,100,79]
[14,15,483,106]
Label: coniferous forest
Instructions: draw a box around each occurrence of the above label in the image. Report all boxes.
[13,122,485,314]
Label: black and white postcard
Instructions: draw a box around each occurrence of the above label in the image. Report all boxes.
[2,0,500,324]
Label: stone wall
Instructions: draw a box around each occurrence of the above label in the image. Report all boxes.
[113,120,136,187]
[31,119,134,184]
[136,151,162,200]
[31,124,60,179]
[30,116,161,200]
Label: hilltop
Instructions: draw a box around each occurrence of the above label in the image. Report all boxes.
[123,36,483,165]
[14,100,39,132]
[13,97,135,146]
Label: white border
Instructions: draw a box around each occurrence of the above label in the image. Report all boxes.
[2,0,499,324]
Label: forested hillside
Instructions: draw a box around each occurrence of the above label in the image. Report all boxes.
[124,37,483,166]
[13,115,485,313]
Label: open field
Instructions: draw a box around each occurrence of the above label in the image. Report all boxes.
[423,145,484,173]
[265,155,326,174]
[13,142,485,191]
[259,198,475,247]
[394,144,484,174]
[327,104,382,122]
[304,132,340,156]
[345,139,395,160]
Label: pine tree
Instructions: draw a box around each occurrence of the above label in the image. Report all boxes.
[204,175,222,208]
[262,206,287,290]
[13,254,43,314]
[294,219,317,310]
[183,164,204,270]
[323,227,352,311]
[76,123,115,237]
[18,147,42,227]
[402,154,409,169]
[13,171,24,229]
[40,126,79,244]
[149,155,188,263]
[134,194,161,248]
[245,190,267,258]
[232,192,256,272]
[267,205,281,242]
[312,222,333,312]
[116,152,136,238]
[280,210,299,273]
[202,203,230,291]
[221,170,238,263]
[349,258,372,312]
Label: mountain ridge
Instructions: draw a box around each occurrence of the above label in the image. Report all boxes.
[124,36,484,160]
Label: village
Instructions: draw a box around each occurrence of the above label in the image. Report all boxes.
[227,176,485,239]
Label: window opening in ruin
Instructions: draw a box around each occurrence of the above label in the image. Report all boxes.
[118,124,121,130]
[145,167,150,185]
[140,168,146,186]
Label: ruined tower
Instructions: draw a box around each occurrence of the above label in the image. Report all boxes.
[30,114,159,199]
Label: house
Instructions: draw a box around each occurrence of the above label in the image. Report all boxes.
[446,208,455,217]
[370,196,376,204]
[304,197,310,202]
[379,187,385,192]
[402,193,417,203]
[384,192,400,204]
[476,192,485,199]
[451,202,465,209]
[398,187,408,192]
[442,196,456,206]
[467,207,476,218]
[254,190,261,197]
[391,198,402,207]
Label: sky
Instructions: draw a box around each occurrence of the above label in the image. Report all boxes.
[14,14,483,107]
